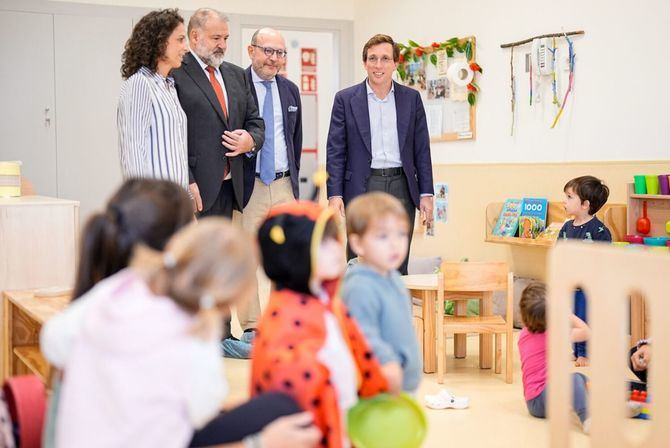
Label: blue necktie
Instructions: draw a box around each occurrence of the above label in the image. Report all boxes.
[260,80,275,185]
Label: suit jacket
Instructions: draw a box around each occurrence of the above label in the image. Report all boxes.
[172,53,265,212]
[244,67,302,207]
[326,80,434,208]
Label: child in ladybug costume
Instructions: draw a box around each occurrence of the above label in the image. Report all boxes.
[251,201,389,448]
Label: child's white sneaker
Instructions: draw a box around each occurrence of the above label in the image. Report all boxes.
[582,418,591,434]
[424,389,469,410]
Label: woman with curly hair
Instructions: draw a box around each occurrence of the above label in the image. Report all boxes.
[117,9,190,192]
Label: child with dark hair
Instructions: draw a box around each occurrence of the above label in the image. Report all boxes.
[73,178,194,300]
[559,175,611,242]
[559,175,612,366]
[251,201,389,448]
[518,283,591,433]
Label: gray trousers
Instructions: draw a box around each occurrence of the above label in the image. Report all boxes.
[346,173,417,275]
[526,372,589,423]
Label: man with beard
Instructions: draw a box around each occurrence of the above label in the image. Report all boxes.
[235,28,302,345]
[172,8,264,220]
[172,8,264,346]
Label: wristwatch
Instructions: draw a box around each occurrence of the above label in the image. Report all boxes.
[243,433,262,448]
[636,338,651,350]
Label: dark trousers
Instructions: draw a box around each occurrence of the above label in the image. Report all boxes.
[199,179,235,338]
[573,288,587,359]
[346,173,416,275]
[189,392,302,446]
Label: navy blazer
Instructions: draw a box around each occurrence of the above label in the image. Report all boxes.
[243,67,302,208]
[326,80,434,208]
[172,54,264,212]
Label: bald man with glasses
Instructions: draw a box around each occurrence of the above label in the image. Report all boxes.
[238,28,302,341]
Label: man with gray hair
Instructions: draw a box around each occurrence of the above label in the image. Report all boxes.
[237,27,302,342]
[172,8,264,350]
[173,8,264,220]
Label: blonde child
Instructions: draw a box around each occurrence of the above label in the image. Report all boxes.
[341,192,421,393]
[518,283,591,433]
[560,175,611,366]
[251,201,389,448]
[42,218,320,448]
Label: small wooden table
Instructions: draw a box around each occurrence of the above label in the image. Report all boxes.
[402,274,438,373]
[402,273,495,373]
[2,290,70,383]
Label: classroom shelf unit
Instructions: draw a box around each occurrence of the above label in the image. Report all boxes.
[626,183,670,237]
[485,202,627,248]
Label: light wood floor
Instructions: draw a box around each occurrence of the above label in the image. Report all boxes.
[222,331,655,448]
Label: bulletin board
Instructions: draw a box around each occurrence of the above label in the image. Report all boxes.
[397,36,480,142]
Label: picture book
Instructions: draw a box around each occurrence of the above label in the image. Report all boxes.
[518,198,549,238]
[536,221,565,241]
[491,199,523,237]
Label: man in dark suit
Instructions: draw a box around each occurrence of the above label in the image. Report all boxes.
[172,8,264,220]
[237,28,302,334]
[326,34,434,275]
[172,8,264,349]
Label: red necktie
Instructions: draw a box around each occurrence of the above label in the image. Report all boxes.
[205,66,230,178]
[205,65,228,119]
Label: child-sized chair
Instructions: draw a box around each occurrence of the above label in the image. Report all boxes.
[547,242,670,447]
[436,261,514,384]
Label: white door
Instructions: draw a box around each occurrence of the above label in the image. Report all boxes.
[0,11,57,196]
[54,14,130,221]
[240,28,336,199]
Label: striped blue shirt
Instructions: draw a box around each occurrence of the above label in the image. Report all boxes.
[117,66,188,190]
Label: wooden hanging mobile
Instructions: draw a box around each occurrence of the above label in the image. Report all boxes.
[501,30,584,134]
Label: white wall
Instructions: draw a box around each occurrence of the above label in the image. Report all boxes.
[354,0,670,164]
[51,0,355,20]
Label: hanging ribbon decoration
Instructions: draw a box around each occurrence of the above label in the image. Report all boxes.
[550,33,575,128]
[550,37,560,107]
[510,47,516,136]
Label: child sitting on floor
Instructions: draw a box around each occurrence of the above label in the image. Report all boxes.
[518,283,591,433]
[341,192,421,394]
[251,201,389,448]
[559,175,611,367]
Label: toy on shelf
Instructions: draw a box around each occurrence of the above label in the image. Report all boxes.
[628,389,651,420]
[636,201,651,235]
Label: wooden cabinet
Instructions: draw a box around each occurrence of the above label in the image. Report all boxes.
[0,196,79,379]
[2,290,70,383]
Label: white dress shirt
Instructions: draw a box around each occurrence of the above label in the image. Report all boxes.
[366,80,402,169]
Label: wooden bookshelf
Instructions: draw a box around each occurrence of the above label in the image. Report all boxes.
[485,202,627,248]
[627,184,670,236]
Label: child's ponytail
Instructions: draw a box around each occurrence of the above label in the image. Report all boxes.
[72,179,193,300]
[72,209,128,299]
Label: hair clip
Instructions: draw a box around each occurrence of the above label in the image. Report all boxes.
[163,252,177,269]
[199,293,215,310]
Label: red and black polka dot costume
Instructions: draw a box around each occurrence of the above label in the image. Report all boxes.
[252,202,388,448]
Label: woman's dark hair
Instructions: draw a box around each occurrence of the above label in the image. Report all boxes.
[72,178,193,299]
[120,9,183,79]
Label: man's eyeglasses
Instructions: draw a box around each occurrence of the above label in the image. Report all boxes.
[366,56,394,65]
[252,45,287,59]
